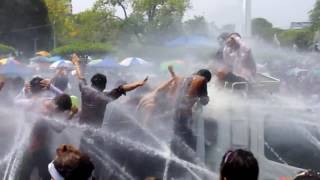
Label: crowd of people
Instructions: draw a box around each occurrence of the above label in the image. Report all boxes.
[0,32,318,180]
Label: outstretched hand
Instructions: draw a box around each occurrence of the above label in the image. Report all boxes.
[138,76,148,86]
[168,65,176,78]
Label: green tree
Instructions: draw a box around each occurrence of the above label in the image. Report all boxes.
[252,18,274,41]
[184,16,208,36]
[45,0,76,45]
[94,0,190,43]
[310,0,320,31]
[278,29,314,50]
[73,10,121,43]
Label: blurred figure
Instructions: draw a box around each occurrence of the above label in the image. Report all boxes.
[294,170,320,180]
[48,144,95,180]
[18,94,74,180]
[215,32,230,61]
[220,149,259,180]
[223,33,256,81]
[172,69,211,154]
[137,65,179,126]
[71,54,148,128]
[52,68,69,92]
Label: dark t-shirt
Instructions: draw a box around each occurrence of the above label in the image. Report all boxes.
[79,82,125,128]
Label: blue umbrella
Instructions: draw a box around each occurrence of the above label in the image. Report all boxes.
[0,60,32,76]
[30,56,53,63]
[49,56,64,62]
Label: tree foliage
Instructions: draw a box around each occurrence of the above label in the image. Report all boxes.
[278,29,314,50]
[252,18,274,41]
[45,0,76,45]
[51,42,114,56]
[184,16,208,35]
[310,0,320,31]
[0,44,16,55]
[73,10,121,43]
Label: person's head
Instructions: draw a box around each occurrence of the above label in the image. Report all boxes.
[91,73,107,91]
[49,144,95,180]
[294,170,320,180]
[54,94,72,112]
[196,69,212,82]
[218,32,230,45]
[220,149,259,180]
[226,32,242,48]
[30,77,44,95]
[53,75,69,91]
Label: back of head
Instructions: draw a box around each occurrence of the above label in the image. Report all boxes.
[228,32,242,39]
[54,144,94,180]
[220,149,259,180]
[54,94,72,112]
[196,69,212,82]
[91,73,107,91]
[294,170,320,180]
[53,75,69,91]
[30,77,44,95]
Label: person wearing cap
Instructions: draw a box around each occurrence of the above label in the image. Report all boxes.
[223,33,257,81]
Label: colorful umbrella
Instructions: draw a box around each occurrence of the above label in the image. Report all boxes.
[119,57,150,67]
[0,58,21,65]
[49,56,64,62]
[30,56,52,63]
[49,60,74,70]
[0,60,32,76]
[35,51,50,57]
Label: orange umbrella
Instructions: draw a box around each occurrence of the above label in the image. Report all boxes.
[36,51,50,57]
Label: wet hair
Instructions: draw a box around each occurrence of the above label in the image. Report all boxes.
[53,75,69,91]
[294,170,320,180]
[91,73,107,91]
[228,32,242,38]
[54,94,72,111]
[196,69,212,82]
[220,149,259,180]
[30,77,44,94]
[54,144,95,180]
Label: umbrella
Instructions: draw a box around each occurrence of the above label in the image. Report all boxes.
[119,57,150,67]
[50,60,74,70]
[88,58,121,68]
[0,60,32,76]
[49,56,64,62]
[0,58,21,65]
[30,56,53,63]
[160,60,185,71]
[35,51,50,57]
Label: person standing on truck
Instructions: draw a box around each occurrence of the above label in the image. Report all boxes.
[223,33,257,81]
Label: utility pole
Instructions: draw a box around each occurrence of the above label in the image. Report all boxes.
[33,38,39,54]
[53,20,56,49]
[243,0,252,37]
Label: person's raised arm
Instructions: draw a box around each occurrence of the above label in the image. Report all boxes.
[121,77,148,92]
[71,54,86,83]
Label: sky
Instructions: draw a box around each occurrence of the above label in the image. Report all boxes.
[72,0,316,28]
